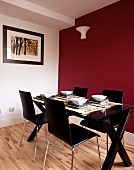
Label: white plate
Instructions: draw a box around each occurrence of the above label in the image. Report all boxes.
[61,90,73,95]
[69,97,88,106]
[92,94,107,102]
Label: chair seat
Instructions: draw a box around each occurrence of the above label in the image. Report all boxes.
[35,113,48,125]
[80,119,106,133]
[69,124,100,146]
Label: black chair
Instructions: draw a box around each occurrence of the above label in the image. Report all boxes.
[19,90,48,162]
[43,97,101,170]
[80,89,124,152]
[102,89,124,103]
[73,87,88,98]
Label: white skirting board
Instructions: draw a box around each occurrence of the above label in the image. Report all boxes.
[69,116,134,144]
[124,131,134,144]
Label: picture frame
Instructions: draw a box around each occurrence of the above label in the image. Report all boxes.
[3,25,44,65]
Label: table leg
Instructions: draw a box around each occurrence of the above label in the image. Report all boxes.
[27,125,42,142]
[27,101,46,142]
[101,109,132,170]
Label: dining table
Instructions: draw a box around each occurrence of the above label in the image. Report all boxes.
[31,94,134,170]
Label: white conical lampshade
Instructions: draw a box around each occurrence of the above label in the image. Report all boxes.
[76,26,90,39]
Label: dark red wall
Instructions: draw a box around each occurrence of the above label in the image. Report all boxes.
[58,0,134,133]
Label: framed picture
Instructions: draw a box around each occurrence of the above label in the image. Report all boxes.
[3,25,44,65]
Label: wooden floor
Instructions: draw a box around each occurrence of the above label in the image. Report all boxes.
[0,122,134,170]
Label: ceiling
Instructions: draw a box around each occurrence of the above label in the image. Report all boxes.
[0,0,120,30]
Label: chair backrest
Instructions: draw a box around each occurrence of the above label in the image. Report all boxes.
[44,97,72,145]
[102,89,124,103]
[19,90,36,124]
[73,87,88,98]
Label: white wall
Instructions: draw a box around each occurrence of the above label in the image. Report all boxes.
[0,14,59,127]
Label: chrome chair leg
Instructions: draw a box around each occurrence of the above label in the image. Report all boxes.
[61,140,65,158]
[20,119,26,147]
[96,137,102,169]
[71,147,74,170]
[62,140,64,151]
[34,126,38,162]
[43,134,52,170]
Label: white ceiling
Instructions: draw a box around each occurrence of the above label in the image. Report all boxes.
[0,0,120,30]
